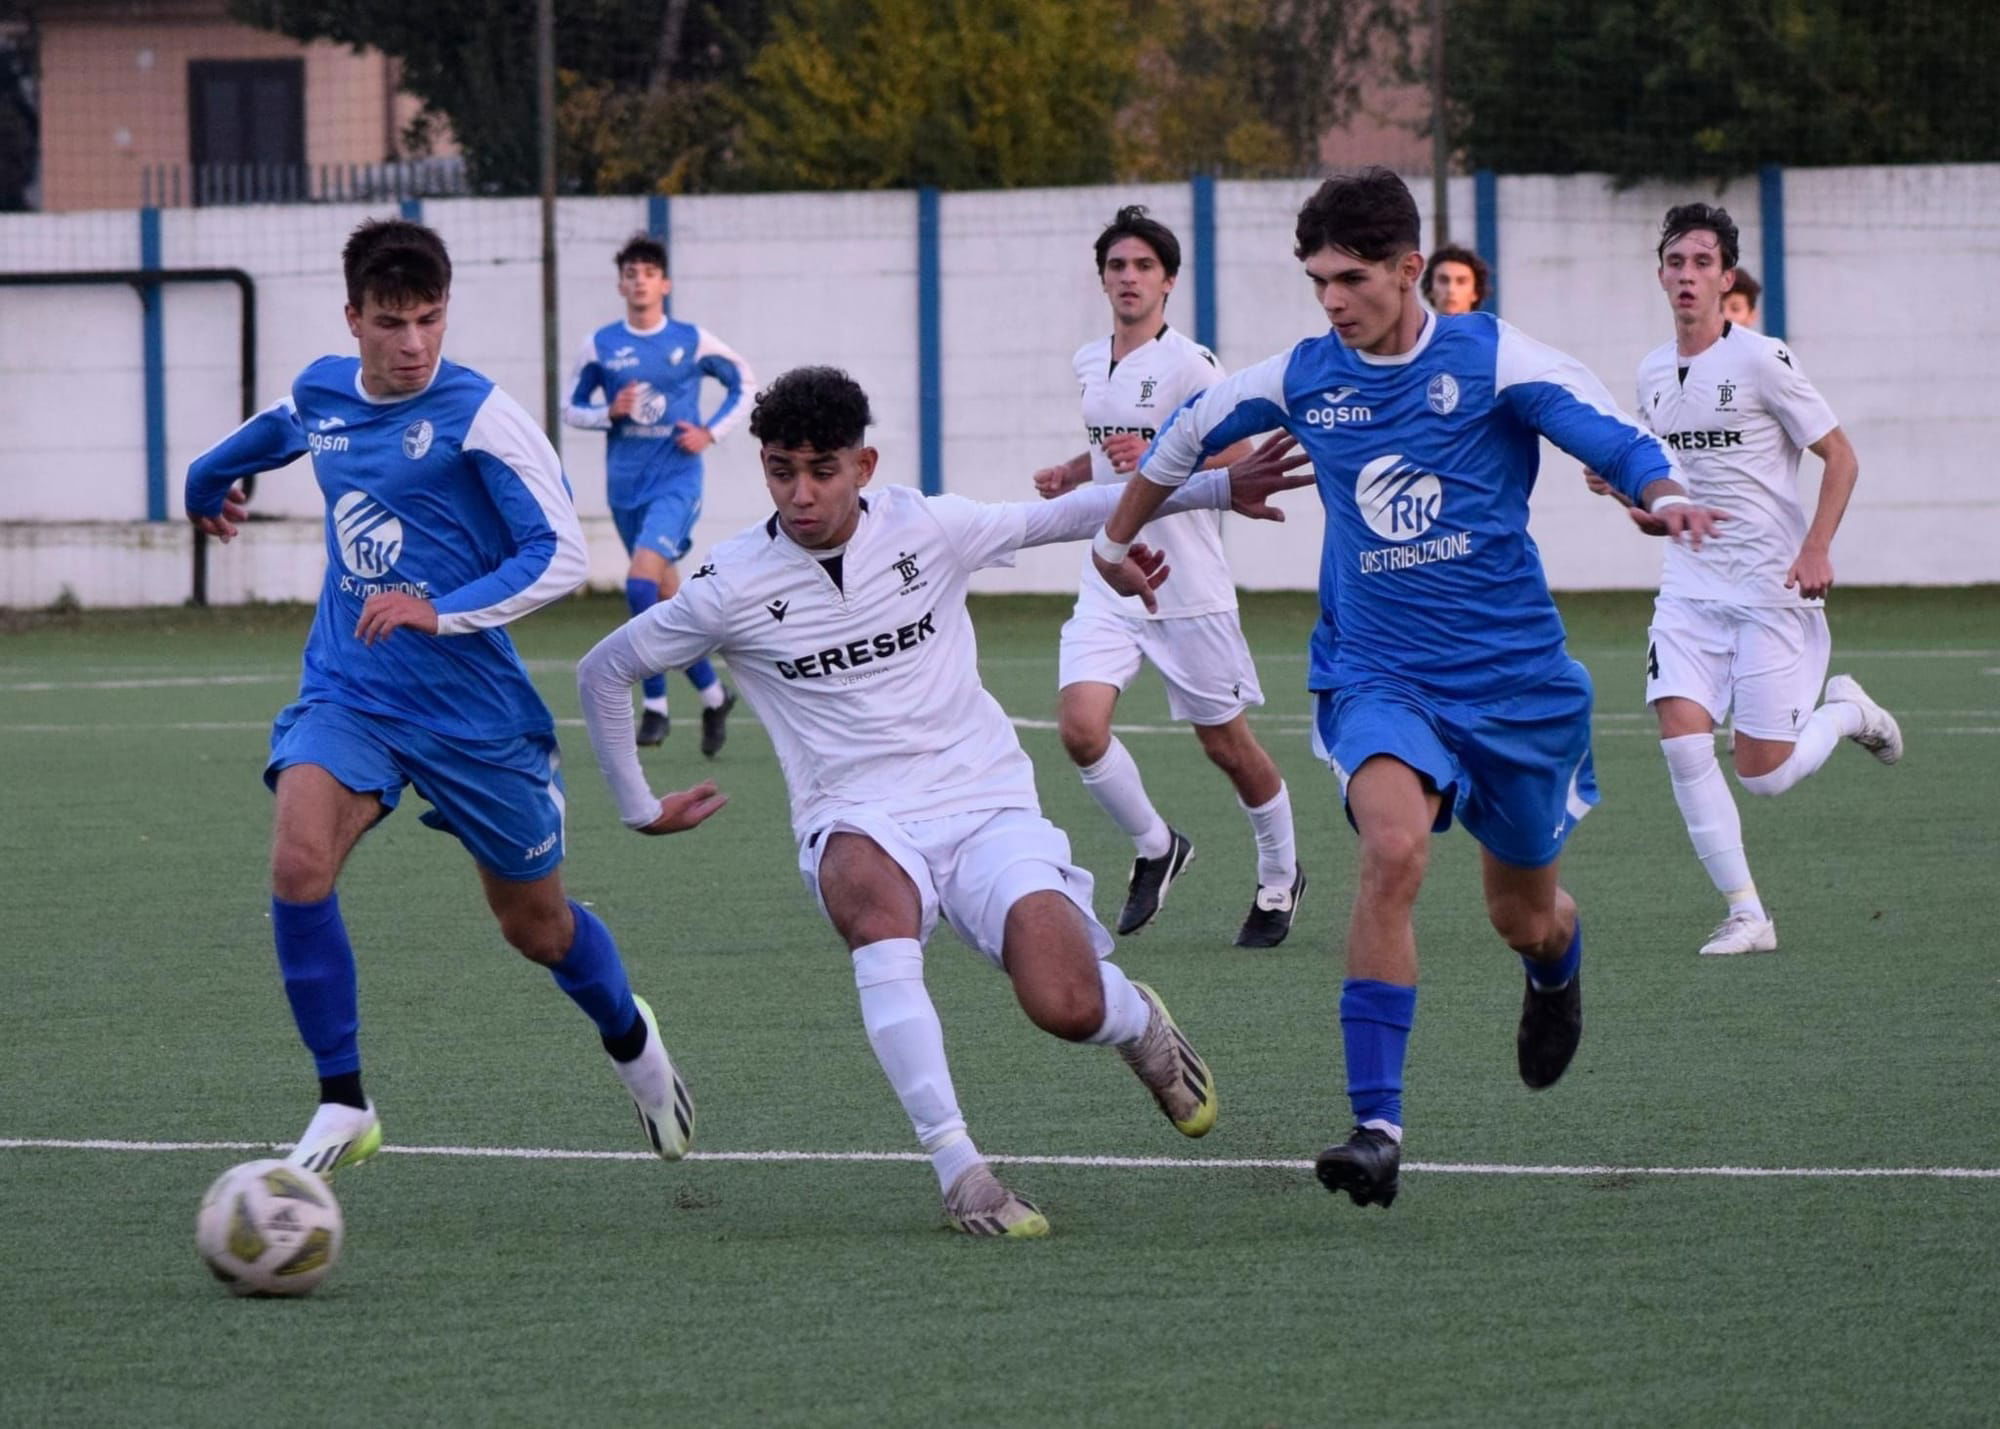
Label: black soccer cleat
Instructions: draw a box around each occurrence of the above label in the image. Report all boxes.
[1315,1126,1401,1208]
[1234,866,1307,949]
[699,687,738,759]
[1516,969,1583,1090]
[636,708,670,748]
[1116,828,1195,936]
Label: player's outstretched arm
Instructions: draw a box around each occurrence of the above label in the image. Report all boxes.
[577,592,730,832]
[185,396,308,539]
[1032,452,1091,499]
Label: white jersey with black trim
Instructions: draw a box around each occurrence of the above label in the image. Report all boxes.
[1637,323,1839,607]
[1072,326,1235,619]
[577,474,1237,841]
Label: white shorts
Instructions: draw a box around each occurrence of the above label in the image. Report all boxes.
[797,806,1113,967]
[1645,596,1832,741]
[1057,608,1264,727]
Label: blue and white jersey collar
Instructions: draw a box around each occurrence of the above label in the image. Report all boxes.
[1353,309,1440,369]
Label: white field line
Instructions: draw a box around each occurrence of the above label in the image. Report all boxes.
[2,1137,1996,1180]
[0,672,292,692]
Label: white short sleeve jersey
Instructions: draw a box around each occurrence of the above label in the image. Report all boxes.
[1636,324,1839,607]
[629,484,1041,839]
[1072,326,1236,620]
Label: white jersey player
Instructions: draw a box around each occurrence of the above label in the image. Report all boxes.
[577,366,1311,1237]
[1595,204,1902,956]
[1031,206,1303,949]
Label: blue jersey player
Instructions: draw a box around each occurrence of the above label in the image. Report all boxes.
[1092,169,1725,1208]
[563,232,755,754]
[186,219,724,1177]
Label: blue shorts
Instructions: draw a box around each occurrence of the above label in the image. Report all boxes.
[613,484,703,564]
[1311,662,1599,869]
[264,701,566,881]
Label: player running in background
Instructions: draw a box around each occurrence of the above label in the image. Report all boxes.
[1419,243,1489,316]
[579,366,1311,1237]
[564,232,754,754]
[1091,168,1724,1209]
[1031,206,1303,947]
[1588,204,1900,956]
[186,219,712,1176]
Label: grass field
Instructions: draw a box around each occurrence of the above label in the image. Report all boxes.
[3,588,1997,1426]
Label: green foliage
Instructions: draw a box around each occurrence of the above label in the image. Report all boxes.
[731,0,1141,191]
[1444,0,2000,181]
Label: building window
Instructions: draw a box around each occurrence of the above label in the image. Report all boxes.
[188,58,304,176]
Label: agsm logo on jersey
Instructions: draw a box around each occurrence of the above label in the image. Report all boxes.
[333,491,404,577]
[1355,455,1441,540]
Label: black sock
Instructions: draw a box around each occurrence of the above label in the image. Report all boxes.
[601,1008,649,1063]
[319,1072,367,1110]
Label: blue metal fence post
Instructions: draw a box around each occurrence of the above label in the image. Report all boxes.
[648,193,671,318]
[917,186,943,496]
[399,197,423,222]
[1758,163,1787,341]
[1191,172,1218,354]
[1474,169,1499,317]
[140,208,168,522]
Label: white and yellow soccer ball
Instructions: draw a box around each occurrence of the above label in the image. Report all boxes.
[195,1159,344,1297]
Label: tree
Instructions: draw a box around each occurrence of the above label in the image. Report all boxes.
[730,0,1143,191]
[1442,0,2000,182]
[231,0,773,193]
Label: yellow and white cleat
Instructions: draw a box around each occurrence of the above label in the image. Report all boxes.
[942,1164,1049,1239]
[1119,982,1218,1138]
[286,1100,382,1177]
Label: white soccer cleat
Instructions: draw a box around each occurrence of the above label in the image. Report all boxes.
[615,995,693,1160]
[1699,912,1779,957]
[286,1100,382,1177]
[1824,674,1903,765]
[942,1164,1049,1239]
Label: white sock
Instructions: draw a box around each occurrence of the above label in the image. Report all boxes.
[928,1131,986,1195]
[697,681,727,710]
[1661,734,1765,919]
[1361,1117,1403,1144]
[1737,702,1860,798]
[642,695,669,715]
[1081,958,1153,1046]
[851,939,969,1160]
[1239,781,1297,888]
[1078,738,1171,859]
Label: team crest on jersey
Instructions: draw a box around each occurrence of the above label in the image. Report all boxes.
[332,490,404,577]
[1138,378,1157,405]
[402,420,434,460]
[1716,382,1736,409]
[669,347,686,366]
[1426,373,1460,415]
[891,551,926,595]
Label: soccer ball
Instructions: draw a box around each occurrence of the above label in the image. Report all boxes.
[195,1159,344,1297]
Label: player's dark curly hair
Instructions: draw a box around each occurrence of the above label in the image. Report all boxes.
[1094,205,1182,277]
[342,218,451,311]
[1420,243,1490,303]
[1658,203,1740,271]
[615,232,668,273]
[749,367,875,451]
[1729,266,1761,309]
[1294,167,1421,262]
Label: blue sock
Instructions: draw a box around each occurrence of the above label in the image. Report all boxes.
[1340,978,1417,1130]
[684,658,719,693]
[1523,918,1582,991]
[625,579,667,700]
[549,901,639,1041]
[271,894,361,1078]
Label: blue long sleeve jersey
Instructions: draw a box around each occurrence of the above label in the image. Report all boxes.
[185,356,589,740]
[1140,311,1677,698]
[562,318,754,513]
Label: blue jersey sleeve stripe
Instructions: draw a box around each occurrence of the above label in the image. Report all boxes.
[185,396,306,516]
[1494,324,1677,503]
[1138,351,1292,487]
[436,390,588,633]
[694,327,756,440]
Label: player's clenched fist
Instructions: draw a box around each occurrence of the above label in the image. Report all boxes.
[354,591,438,645]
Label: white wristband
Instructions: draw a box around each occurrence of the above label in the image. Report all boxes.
[1092,529,1132,565]
[1649,493,1692,512]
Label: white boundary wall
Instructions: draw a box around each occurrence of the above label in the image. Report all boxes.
[1,165,1995,607]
